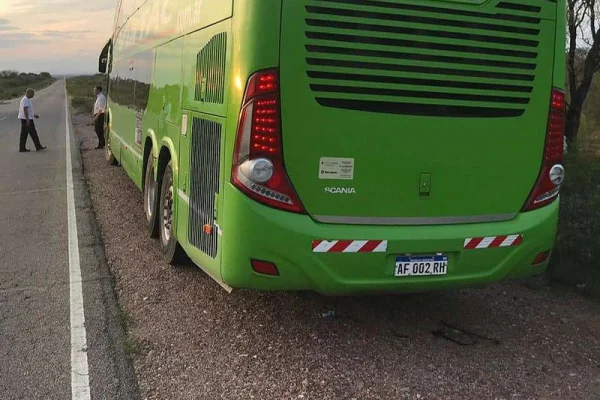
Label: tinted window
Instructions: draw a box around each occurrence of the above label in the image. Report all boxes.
[152,38,183,124]
[134,50,154,111]
[111,59,135,108]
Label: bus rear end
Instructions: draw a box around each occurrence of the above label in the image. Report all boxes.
[222,0,566,293]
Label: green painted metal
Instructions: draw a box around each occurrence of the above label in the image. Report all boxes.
[105,0,566,294]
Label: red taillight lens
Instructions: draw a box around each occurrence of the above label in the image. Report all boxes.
[523,88,566,211]
[532,251,550,265]
[243,71,279,103]
[546,90,566,163]
[232,69,306,214]
[251,259,279,276]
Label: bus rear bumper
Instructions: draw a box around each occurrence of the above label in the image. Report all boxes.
[221,186,558,294]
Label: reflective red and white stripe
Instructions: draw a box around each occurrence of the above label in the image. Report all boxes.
[312,240,388,253]
[464,235,523,250]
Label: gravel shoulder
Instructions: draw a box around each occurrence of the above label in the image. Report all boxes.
[71,110,600,400]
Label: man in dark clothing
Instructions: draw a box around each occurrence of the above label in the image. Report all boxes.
[18,88,46,152]
[93,86,106,149]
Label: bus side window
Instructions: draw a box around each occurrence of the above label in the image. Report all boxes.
[153,39,183,124]
[109,71,118,104]
[134,50,153,112]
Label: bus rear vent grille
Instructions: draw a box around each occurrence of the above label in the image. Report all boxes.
[195,32,227,104]
[188,117,221,258]
[304,0,542,118]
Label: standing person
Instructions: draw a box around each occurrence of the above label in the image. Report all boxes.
[93,86,107,149]
[18,88,46,152]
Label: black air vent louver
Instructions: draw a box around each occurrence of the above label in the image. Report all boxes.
[305,0,542,118]
[188,117,221,258]
[195,32,227,104]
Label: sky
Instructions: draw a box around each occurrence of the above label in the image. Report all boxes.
[0,0,117,75]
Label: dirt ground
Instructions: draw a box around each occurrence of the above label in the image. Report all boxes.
[71,111,600,400]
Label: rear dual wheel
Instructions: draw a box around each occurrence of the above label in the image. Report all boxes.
[144,156,159,238]
[157,161,186,265]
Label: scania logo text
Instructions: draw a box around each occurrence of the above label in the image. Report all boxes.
[324,187,356,194]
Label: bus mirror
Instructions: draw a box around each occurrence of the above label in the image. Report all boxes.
[99,57,107,74]
[99,39,111,74]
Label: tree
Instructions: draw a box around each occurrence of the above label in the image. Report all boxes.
[0,70,18,78]
[566,0,600,142]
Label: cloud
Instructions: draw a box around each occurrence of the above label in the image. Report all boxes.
[0,18,17,31]
[38,29,94,38]
[0,0,116,74]
[0,33,44,49]
[6,0,114,14]
[82,3,115,12]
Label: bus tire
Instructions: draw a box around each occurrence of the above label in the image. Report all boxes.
[158,161,185,265]
[105,131,118,166]
[144,155,160,238]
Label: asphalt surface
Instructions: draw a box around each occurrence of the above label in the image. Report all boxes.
[71,100,600,399]
[0,81,139,400]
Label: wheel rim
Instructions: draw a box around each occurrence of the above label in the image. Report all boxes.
[162,182,174,244]
[144,167,156,220]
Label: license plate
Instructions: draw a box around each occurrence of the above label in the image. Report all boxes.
[395,254,448,277]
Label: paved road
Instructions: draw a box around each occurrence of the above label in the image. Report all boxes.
[0,81,139,400]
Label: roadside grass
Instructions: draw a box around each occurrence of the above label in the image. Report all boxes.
[0,71,56,100]
[66,74,107,113]
[117,307,143,355]
[547,132,600,297]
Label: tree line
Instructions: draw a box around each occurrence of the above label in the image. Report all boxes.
[567,0,600,142]
[0,71,55,100]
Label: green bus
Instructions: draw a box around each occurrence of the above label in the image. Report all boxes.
[99,0,567,294]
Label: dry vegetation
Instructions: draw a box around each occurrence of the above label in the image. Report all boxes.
[0,70,55,100]
[66,74,107,113]
[549,90,600,296]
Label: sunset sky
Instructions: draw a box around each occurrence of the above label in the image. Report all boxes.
[0,0,116,75]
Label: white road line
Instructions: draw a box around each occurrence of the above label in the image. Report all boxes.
[64,80,91,400]
[1,187,67,195]
[0,116,7,122]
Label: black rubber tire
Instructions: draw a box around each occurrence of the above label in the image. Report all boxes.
[143,155,160,238]
[158,161,186,265]
[105,131,118,166]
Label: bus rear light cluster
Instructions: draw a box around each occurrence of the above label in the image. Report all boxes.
[232,69,306,214]
[523,88,566,211]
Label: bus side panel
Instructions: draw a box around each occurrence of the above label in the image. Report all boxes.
[177,20,233,279]
[107,104,123,162]
[220,0,283,283]
[178,112,227,281]
[109,56,144,189]
[149,36,184,188]
[181,20,232,118]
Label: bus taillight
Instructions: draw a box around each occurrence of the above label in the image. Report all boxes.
[523,88,566,211]
[232,69,306,214]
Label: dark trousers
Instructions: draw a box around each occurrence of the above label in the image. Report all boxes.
[19,119,43,150]
[94,113,105,147]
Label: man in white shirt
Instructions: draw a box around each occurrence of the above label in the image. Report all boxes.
[93,86,107,149]
[18,88,46,152]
